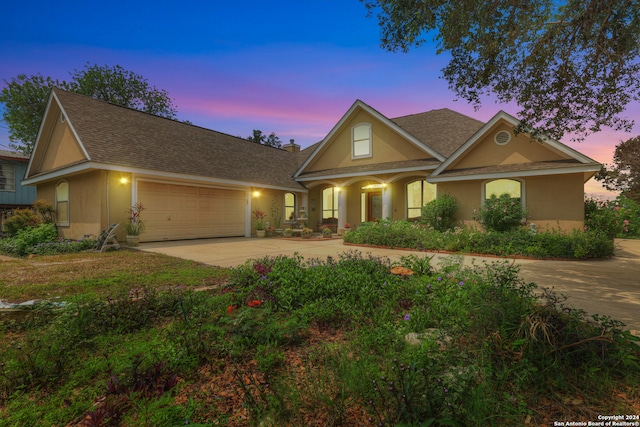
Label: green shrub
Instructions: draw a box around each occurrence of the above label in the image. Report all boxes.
[420,193,458,231]
[0,223,58,256]
[585,195,640,238]
[475,193,528,232]
[3,208,42,237]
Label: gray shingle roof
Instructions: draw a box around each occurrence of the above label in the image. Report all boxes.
[0,150,29,161]
[391,109,485,157]
[53,89,305,190]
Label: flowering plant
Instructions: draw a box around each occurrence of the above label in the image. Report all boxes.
[320,225,333,237]
[254,209,266,230]
[344,223,351,229]
[125,202,145,236]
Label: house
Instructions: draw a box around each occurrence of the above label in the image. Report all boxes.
[1,150,37,232]
[22,89,601,242]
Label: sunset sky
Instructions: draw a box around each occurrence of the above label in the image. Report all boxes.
[2,0,636,197]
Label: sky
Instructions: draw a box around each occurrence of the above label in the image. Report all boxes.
[1,0,636,197]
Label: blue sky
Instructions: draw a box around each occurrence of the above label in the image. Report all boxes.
[2,0,636,196]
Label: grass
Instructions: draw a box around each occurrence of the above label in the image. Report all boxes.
[0,250,638,426]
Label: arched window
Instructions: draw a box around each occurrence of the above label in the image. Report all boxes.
[352,123,372,158]
[56,181,70,226]
[322,187,338,219]
[406,180,437,219]
[284,192,296,221]
[484,179,522,200]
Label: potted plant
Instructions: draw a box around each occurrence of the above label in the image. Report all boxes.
[265,225,276,237]
[320,225,332,238]
[254,209,266,237]
[125,202,145,246]
[283,227,293,238]
[301,227,313,238]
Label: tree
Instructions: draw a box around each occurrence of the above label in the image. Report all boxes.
[0,63,177,154]
[362,0,640,141]
[247,129,282,148]
[596,136,640,203]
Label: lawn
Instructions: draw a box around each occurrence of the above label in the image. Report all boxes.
[0,250,638,426]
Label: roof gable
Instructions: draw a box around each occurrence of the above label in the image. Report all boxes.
[294,100,446,178]
[429,111,601,182]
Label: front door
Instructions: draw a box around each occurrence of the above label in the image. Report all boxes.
[367,191,382,222]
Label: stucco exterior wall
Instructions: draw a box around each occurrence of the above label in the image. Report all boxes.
[306,109,431,172]
[453,123,565,170]
[35,113,86,174]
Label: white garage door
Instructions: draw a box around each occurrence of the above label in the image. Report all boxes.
[138,181,246,242]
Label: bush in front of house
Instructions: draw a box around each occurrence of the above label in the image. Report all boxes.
[0,223,96,257]
[420,193,458,231]
[585,195,640,238]
[344,220,614,259]
[3,200,56,237]
[475,193,528,232]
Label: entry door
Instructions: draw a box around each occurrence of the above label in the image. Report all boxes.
[367,191,382,222]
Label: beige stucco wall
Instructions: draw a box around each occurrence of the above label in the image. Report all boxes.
[250,189,306,234]
[32,112,86,175]
[453,123,565,170]
[306,109,432,173]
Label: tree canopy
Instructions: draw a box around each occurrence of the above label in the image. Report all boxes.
[247,129,282,148]
[362,0,640,141]
[596,136,640,202]
[0,64,177,154]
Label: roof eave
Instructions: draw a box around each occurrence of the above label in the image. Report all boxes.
[427,164,603,183]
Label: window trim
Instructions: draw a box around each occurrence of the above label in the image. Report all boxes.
[406,179,437,219]
[284,192,296,221]
[351,123,372,159]
[0,162,16,192]
[322,187,339,219]
[56,180,70,227]
[482,178,526,207]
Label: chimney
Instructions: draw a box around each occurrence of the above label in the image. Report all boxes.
[282,138,300,153]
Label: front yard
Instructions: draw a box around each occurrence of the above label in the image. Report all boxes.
[0,250,638,426]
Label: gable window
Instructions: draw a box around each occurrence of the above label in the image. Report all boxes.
[322,187,338,219]
[56,181,70,226]
[484,179,522,200]
[0,163,16,192]
[406,180,437,219]
[284,192,296,221]
[352,123,372,158]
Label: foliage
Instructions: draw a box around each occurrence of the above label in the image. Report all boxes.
[0,223,57,256]
[420,193,458,231]
[124,202,145,236]
[247,129,282,148]
[475,193,528,232]
[0,253,637,425]
[2,199,56,237]
[596,136,640,203]
[254,209,266,230]
[344,218,614,259]
[584,195,640,238]
[361,0,640,142]
[0,64,178,154]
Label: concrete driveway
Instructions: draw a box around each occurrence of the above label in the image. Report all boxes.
[139,237,640,334]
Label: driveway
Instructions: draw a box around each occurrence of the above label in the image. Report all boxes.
[139,237,640,335]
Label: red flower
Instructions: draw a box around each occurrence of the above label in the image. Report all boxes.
[247,299,262,308]
[227,305,237,314]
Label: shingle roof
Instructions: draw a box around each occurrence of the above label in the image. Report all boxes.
[297,158,441,179]
[431,159,594,179]
[391,109,485,157]
[52,89,305,190]
[0,150,29,161]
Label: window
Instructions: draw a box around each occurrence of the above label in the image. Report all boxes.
[352,123,372,158]
[485,179,521,200]
[0,163,16,192]
[406,180,437,219]
[56,181,69,226]
[284,192,296,221]
[322,187,338,219]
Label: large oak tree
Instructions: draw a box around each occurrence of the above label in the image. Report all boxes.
[596,136,640,202]
[0,64,177,155]
[362,0,640,141]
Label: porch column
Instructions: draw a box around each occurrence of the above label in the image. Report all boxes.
[382,184,392,219]
[338,186,347,231]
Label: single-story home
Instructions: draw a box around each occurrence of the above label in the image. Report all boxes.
[23,89,601,242]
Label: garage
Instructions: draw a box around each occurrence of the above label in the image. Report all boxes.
[137,181,246,242]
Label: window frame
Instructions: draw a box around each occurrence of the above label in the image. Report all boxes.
[406,179,437,219]
[351,123,372,159]
[284,192,296,221]
[56,180,70,227]
[482,178,526,207]
[322,187,339,219]
[0,162,16,192]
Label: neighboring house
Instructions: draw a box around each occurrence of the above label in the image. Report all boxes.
[23,89,601,242]
[1,150,37,232]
